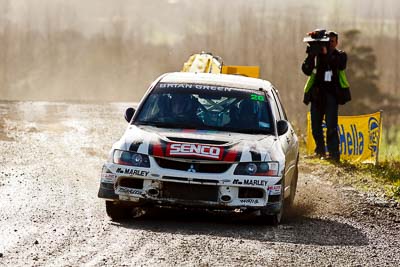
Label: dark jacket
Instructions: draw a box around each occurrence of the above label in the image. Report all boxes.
[302,49,350,105]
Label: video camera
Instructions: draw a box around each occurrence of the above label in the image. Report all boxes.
[303,29,330,56]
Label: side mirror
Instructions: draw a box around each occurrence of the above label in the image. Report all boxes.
[277,120,289,136]
[124,107,135,123]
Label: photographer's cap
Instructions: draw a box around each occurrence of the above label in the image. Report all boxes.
[327,30,338,38]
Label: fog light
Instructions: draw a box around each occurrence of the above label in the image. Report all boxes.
[147,188,159,197]
[221,195,232,202]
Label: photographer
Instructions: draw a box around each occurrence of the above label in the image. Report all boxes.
[302,30,349,162]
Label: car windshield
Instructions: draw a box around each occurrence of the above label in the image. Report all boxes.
[135,83,275,134]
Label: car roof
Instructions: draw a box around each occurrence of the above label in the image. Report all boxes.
[159,72,275,93]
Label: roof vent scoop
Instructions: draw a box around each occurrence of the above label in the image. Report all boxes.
[181,52,260,78]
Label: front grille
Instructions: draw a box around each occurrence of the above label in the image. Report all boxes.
[155,158,231,173]
[238,188,264,198]
[163,176,219,184]
[119,178,144,189]
[161,182,218,202]
[163,176,188,182]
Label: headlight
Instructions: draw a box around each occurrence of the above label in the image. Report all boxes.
[113,150,150,167]
[234,162,279,176]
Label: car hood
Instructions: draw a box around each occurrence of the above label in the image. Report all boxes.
[113,125,282,162]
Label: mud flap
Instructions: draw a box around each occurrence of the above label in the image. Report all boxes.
[98,183,118,199]
[261,202,282,215]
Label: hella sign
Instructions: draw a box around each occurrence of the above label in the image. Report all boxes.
[167,143,222,159]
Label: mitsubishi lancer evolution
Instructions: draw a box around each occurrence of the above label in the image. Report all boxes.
[98,72,299,224]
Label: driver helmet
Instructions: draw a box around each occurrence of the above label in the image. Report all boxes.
[170,94,196,115]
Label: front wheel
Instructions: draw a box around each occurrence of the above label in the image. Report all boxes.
[284,165,298,208]
[265,207,283,226]
[105,201,131,221]
[262,184,285,226]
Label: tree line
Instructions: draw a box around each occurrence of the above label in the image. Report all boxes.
[0,0,399,131]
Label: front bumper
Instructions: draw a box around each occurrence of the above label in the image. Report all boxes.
[98,162,283,210]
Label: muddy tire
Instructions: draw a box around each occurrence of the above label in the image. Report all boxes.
[262,180,285,226]
[284,165,298,208]
[265,207,283,226]
[105,201,131,221]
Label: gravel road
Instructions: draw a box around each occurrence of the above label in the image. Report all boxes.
[0,101,399,266]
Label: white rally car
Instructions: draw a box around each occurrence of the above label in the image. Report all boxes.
[98,72,299,224]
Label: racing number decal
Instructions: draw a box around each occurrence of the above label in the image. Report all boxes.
[250,94,265,101]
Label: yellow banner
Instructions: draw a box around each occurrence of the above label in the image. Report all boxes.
[306,111,382,164]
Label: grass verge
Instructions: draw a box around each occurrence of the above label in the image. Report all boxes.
[300,140,400,201]
[361,161,400,200]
